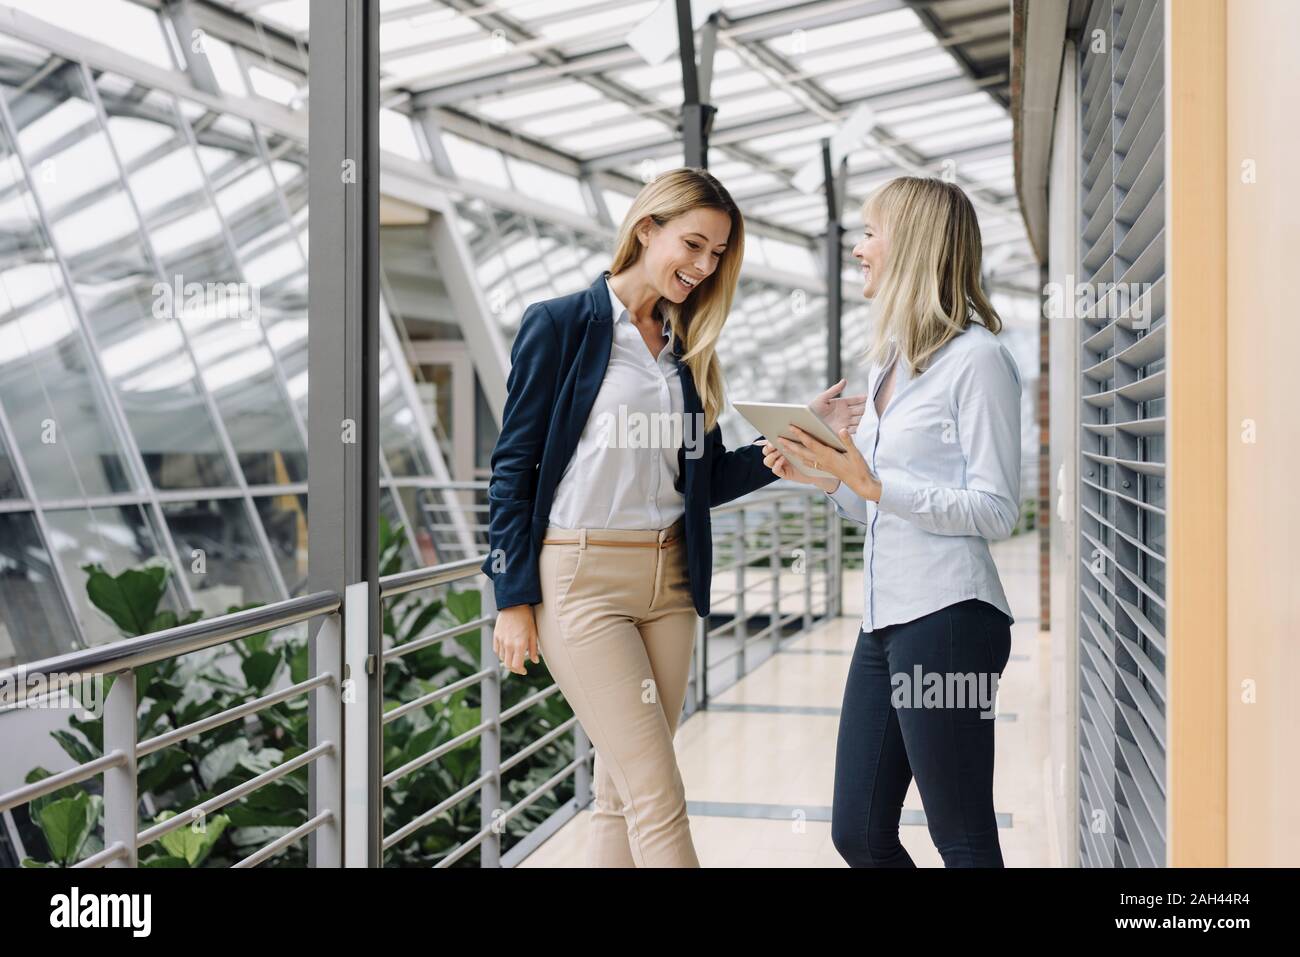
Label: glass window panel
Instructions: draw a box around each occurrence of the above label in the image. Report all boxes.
[378,304,432,477]
[771,9,922,53]
[476,82,602,124]
[890,104,1006,140]
[37,69,236,492]
[399,486,472,566]
[44,505,182,646]
[911,122,1012,158]
[159,498,281,615]
[383,35,502,84]
[0,82,134,500]
[602,189,634,225]
[379,6,482,55]
[380,108,423,161]
[525,0,656,42]
[556,119,668,155]
[192,34,249,98]
[248,66,303,109]
[0,511,79,667]
[518,101,637,138]
[0,420,22,498]
[2,0,173,70]
[379,487,417,566]
[254,493,308,596]
[440,132,511,189]
[821,55,959,96]
[149,110,308,485]
[253,1,310,36]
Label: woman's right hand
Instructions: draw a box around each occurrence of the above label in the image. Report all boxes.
[493,604,540,676]
[810,378,867,436]
[761,440,840,493]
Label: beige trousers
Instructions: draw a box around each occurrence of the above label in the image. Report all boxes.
[534,516,699,867]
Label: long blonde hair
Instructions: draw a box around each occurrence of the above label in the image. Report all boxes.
[862,176,1002,375]
[609,167,744,433]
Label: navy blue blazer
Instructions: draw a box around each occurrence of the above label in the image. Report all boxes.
[481,270,779,617]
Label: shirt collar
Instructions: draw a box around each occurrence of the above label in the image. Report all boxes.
[606,275,672,340]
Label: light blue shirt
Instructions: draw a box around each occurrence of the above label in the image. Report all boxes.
[827,323,1022,632]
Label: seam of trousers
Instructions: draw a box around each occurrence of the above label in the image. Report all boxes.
[548,546,651,865]
[862,631,893,864]
[945,605,976,866]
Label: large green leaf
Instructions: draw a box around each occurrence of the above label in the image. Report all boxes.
[24,767,84,819]
[156,810,230,866]
[241,651,282,692]
[49,729,99,766]
[82,563,169,636]
[287,640,309,684]
[136,747,197,795]
[445,589,480,623]
[36,792,101,865]
[198,738,252,788]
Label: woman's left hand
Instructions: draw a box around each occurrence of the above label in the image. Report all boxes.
[779,425,882,502]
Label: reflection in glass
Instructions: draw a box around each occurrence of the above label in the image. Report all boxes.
[379,487,417,566]
[0,511,79,667]
[43,504,181,647]
[397,485,479,567]
[0,423,22,498]
[159,497,281,615]
[378,303,432,478]
[254,493,307,596]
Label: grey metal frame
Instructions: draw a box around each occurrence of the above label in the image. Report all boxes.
[675,0,718,169]
[821,137,848,387]
[306,0,382,866]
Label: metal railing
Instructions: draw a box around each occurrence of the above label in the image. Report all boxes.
[0,592,342,868]
[688,486,841,711]
[0,483,840,867]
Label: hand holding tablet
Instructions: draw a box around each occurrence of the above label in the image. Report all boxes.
[733,401,847,480]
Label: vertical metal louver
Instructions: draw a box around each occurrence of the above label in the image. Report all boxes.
[1076,0,1167,868]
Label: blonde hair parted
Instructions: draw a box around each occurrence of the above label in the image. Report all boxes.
[862,176,1002,376]
[609,167,744,433]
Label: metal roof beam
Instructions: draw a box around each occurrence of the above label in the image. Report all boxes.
[581,72,993,171]
[404,0,903,109]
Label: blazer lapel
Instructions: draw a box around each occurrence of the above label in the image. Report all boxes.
[674,335,704,497]
[562,272,615,465]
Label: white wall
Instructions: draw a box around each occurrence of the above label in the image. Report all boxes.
[1225,0,1300,866]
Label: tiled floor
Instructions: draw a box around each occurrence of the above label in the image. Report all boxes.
[521,533,1053,867]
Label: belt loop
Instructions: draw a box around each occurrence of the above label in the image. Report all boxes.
[579,528,587,550]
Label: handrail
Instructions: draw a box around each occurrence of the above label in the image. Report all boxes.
[378,554,486,598]
[0,590,341,691]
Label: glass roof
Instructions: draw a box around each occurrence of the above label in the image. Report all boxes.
[167,0,1032,283]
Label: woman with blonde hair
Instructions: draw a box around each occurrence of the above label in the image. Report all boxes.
[481,167,856,867]
[768,176,1022,867]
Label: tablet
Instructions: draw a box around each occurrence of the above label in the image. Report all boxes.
[733,401,847,480]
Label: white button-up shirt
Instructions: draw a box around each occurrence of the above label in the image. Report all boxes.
[827,323,1022,631]
[548,278,686,530]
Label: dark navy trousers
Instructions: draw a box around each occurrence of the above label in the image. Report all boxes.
[831,598,1012,868]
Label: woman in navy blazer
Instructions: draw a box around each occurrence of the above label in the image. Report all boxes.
[479,276,782,615]
[481,171,782,628]
[480,168,790,866]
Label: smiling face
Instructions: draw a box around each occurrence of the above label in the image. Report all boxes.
[636,207,732,304]
[852,205,890,299]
